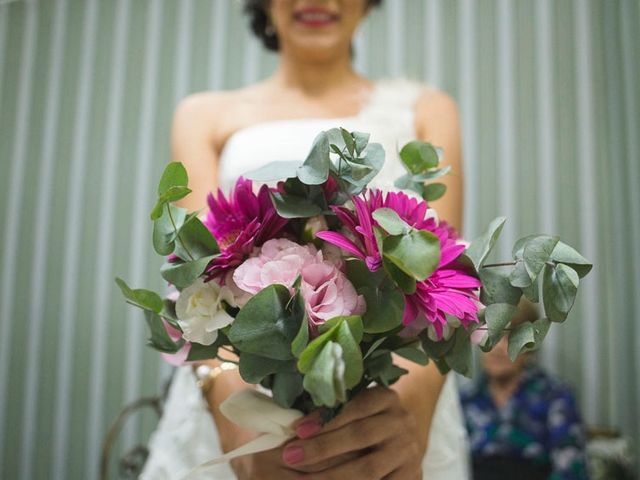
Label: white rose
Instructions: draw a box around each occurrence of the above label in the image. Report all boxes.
[176,278,235,345]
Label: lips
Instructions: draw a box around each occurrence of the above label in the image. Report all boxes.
[293,7,339,27]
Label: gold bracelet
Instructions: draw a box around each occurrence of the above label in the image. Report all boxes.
[194,362,237,394]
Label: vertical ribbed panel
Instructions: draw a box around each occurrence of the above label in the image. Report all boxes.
[0,0,638,476]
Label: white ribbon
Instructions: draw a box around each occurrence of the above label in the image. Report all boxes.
[180,389,304,479]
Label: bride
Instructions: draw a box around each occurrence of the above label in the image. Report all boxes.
[142,0,469,478]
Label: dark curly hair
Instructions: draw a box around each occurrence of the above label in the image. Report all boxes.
[243,0,384,51]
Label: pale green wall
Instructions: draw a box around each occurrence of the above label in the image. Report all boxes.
[0,0,638,478]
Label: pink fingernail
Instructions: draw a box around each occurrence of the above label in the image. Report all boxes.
[283,445,304,464]
[296,420,321,438]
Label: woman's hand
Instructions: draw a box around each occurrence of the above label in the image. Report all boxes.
[283,387,424,479]
[231,446,300,480]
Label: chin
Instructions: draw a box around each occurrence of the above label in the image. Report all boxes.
[286,35,350,60]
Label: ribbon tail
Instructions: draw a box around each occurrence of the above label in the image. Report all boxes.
[180,432,291,480]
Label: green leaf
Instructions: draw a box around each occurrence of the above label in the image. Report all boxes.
[272,372,304,408]
[481,303,517,351]
[509,260,532,288]
[445,328,472,376]
[291,314,309,358]
[353,131,370,155]
[479,268,522,306]
[340,128,355,155]
[508,321,536,361]
[465,217,506,269]
[423,182,447,202]
[303,341,346,407]
[412,166,451,181]
[238,353,296,383]
[372,208,411,235]
[270,191,323,218]
[244,160,301,182]
[345,258,387,289]
[550,241,592,278]
[159,255,215,290]
[382,257,417,294]
[531,317,551,348]
[115,277,164,314]
[364,350,408,386]
[186,342,220,361]
[335,321,363,388]
[399,141,439,174]
[395,346,429,366]
[543,263,579,322]
[359,284,404,333]
[144,310,180,353]
[158,185,191,204]
[228,285,301,360]
[522,235,559,280]
[174,216,219,260]
[522,278,540,303]
[153,204,187,255]
[382,230,441,281]
[297,132,331,185]
[158,162,188,196]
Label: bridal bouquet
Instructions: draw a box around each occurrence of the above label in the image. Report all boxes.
[117,128,591,417]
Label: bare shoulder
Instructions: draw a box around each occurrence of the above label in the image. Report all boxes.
[414,87,460,138]
[172,90,238,149]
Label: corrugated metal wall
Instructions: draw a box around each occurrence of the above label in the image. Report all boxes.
[0,0,638,478]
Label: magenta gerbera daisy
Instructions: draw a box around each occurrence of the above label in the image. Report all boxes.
[202,177,288,280]
[317,189,480,339]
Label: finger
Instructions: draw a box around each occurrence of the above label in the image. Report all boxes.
[322,387,399,433]
[283,413,399,468]
[295,446,399,480]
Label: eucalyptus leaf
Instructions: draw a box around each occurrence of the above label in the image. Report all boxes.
[522,235,559,280]
[153,204,187,255]
[543,263,579,322]
[158,185,191,204]
[186,341,220,361]
[479,268,522,306]
[335,321,363,387]
[395,346,429,366]
[372,208,411,235]
[159,255,215,290]
[115,277,164,314]
[340,128,355,155]
[297,132,331,185]
[509,260,532,288]
[244,160,301,182]
[481,303,517,351]
[382,230,441,281]
[144,310,180,353]
[303,341,346,407]
[270,191,323,218]
[158,162,188,196]
[531,317,551,347]
[272,372,304,408]
[239,353,296,384]
[423,182,447,202]
[399,141,439,174]
[228,284,301,360]
[411,165,452,182]
[359,284,404,333]
[353,131,370,155]
[174,215,219,260]
[550,241,593,278]
[465,217,506,269]
[291,314,309,358]
[508,321,536,361]
[445,328,472,377]
[382,257,417,294]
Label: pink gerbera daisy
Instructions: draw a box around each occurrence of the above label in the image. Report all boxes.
[317,189,480,339]
[203,177,288,280]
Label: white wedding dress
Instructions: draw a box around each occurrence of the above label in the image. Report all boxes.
[141,79,470,479]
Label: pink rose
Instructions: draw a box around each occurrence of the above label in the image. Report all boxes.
[301,262,365,327]
[233,238,320,294]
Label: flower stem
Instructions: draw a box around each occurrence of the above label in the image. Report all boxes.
[167,204,195,261]
[481,261,517,268]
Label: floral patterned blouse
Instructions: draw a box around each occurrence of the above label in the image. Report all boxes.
[460,364,590,480]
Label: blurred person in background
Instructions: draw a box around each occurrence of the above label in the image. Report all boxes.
[461,300,590,480]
